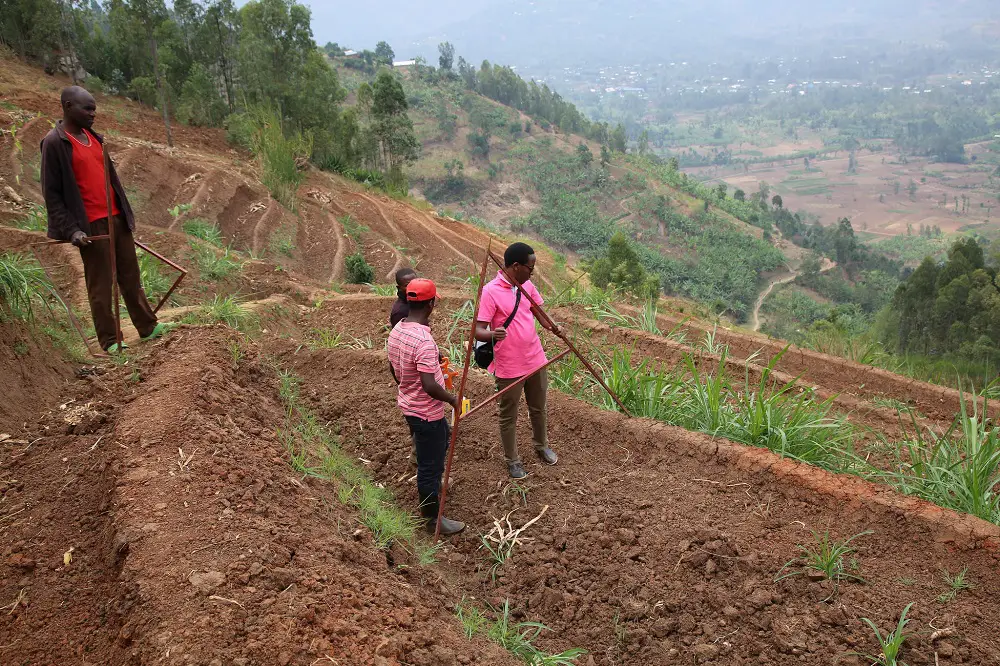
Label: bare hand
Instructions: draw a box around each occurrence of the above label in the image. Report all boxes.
[492,326,508,342]
[449,395,461,409]
[70,231,90,248]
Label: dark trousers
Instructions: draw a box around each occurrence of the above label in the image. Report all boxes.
[80,215,157,350]
[404,415,450,498]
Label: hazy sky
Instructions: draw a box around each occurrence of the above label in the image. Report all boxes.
[302,0,497,53]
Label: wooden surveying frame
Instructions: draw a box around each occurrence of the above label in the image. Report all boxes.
[433,240,631,540]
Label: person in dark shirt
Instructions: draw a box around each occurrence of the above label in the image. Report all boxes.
[390,267,417,328]
[41,86,173,352]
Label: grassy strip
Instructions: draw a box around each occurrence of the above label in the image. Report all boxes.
[456,598,586,666]
[274,368,437,560]
[0,252,54,321]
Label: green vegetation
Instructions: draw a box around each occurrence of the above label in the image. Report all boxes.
[11,202,47,232]
[854,603,914,666]
[189,241,241,281]
[182,219,223,247]
[938,566,974,603]
[0,252,53,321]
[198,295,258,331]
[587,232,659,298]
[455,599,586,666]
[138,251,172,305]
[244,105,311,210]
[345,252,375,284]
[776,530,870,586]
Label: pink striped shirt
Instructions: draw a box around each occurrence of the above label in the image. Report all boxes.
[387,321,446,421]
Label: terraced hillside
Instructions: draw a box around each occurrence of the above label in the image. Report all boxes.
[2,56,1000,666]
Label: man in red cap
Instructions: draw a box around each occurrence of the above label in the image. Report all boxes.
[387,278,466,535]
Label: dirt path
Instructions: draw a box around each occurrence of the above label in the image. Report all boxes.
[751,270,797,332]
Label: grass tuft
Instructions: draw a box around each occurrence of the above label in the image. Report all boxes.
[11,202,47,232]
[189,241,242,281]
[457,599,587,665]
[198,295,258,331]
[182,218,223,247]
[852,603,914,666]
[776,529,870,590]
[938,566,974,603]
[0,252,53,321]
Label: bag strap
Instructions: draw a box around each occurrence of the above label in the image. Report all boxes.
[502,289,522,329]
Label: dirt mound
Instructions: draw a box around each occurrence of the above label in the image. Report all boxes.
[0,318,76,433]
[1,327,518,665]
[283,345,1000,666]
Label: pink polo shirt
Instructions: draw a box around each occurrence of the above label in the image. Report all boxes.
[477,271,547,379]
[387,321,447,421]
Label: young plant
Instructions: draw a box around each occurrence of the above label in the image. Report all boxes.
[0,252,53,321]
[12,202,47,232]
[938,566,974,602]
[369,283,396,296]
[189,241,241,281]
[309,328,345,349]
[776,529,871,588]
[199,295,258,331]
[345,252,375,284]
[637,297,661,335]
[854,603,914,666]
[484,600,587,666]
[182,218,223,247]
[138,251,171,303]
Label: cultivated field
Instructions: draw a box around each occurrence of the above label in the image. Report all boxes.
[2,56,1000,666]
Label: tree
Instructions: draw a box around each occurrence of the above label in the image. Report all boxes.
[771,194,783,209]
[715,183,727,201]
[734,189,746,202]
[638,129,650,155]
[600,145,611,167]
[907,179,918,201]
[109,0,174,146]
[577,143,593,167]
[374,40,394,65]
[437,41,454,72]
[834,218,857,266]
[589,232,659,298]
[610,123,627,153]
[366,70,419,182]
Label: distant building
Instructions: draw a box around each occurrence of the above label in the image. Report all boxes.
[343,49,358,57]
[393,60,416,68]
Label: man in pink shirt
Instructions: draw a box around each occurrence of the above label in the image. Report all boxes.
[387,278,465,535]
[475,242,559,479]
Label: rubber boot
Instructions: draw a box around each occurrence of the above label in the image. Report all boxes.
[419,491,466,536]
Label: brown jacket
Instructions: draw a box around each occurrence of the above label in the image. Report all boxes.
[40,120,135,241]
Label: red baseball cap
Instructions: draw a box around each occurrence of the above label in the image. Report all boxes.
[406,278,437,302]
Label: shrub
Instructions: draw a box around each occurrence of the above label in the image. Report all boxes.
[244,105,312,210]
[0,252,53,321]
[345,252,375,284]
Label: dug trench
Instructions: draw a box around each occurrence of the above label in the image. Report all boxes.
[283,343,1000,666]
[1,328,516,666]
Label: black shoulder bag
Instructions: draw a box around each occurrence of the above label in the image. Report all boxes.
[474,289,521,370]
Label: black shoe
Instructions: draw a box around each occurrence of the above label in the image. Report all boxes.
[536,447,558,465]
[508,461,528,479]
[418,491,466,536]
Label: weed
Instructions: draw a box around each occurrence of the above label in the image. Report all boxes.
[456,599,489,639]
[369,283,396,296]
[340,214,369,242]
[226,340,244,367]
[502,481,529,507]
[309,328,345,349]
[776,530,871,589]
[479,533,514,581]
[268,229,296,257]
[700,324,727,355]
[870,382,1000,524]
[138,251,172,303]
[0,252,53,321]
[245,105,311,210]
[167,203,193,219]
[182,218,223,247]
[637,297,661,334]
[40,319,89,363]
[349,335,375,350]
[345,252,375,284]
[479,599,587,665]
[897,577,917,587]
[198,295,258,331]
[189,241,241,281]
[11,202,47,232]
[852,603,914,666]
[129,368,141,383]
[938,566,974,602]
[12,340,28,356]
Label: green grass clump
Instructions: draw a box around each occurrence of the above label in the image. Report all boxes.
[456,599,586,665]
[852,603,914,666]
[0,252,53,321]
[869,384,1000,524]
[245,105,311,211]
[268,229,296,257]
[198,295,258,331]
[369,283,396,296]
[189,241,241,281]
[138,251,171,303]
[11,203,47,232]
[776,529,870,589]
[182,218,223,247]
[345,252,375,284]
[938,566,974,603]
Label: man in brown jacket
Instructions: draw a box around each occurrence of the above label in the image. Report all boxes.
[41,86,171,352]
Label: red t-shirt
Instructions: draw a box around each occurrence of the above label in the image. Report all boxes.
[67,128,120,222]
